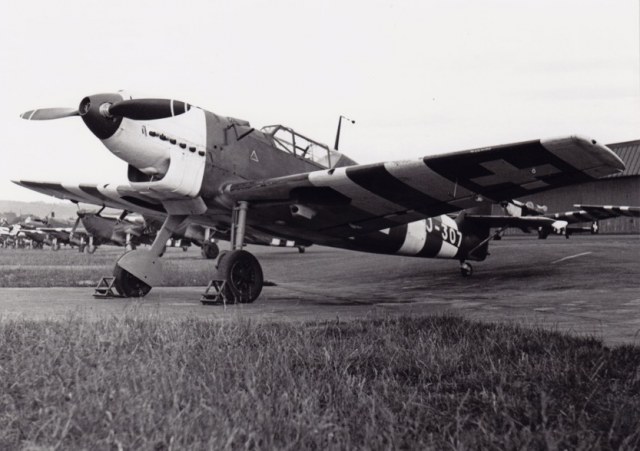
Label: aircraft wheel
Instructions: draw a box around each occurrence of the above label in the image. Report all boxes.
[201,242,220,259]
[217,250,263,303]
[113,265,152,298]
[86,245,97,254]
[460,261,473,277]
[182,246,189,252]
[298,246,306,254]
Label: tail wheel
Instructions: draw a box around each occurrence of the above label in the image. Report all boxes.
[298,246,306,254]
[217,250,263,303]
[460,261,473,277]
[113,265,152,298]
[86,245,97,254]
[201,242,220,259]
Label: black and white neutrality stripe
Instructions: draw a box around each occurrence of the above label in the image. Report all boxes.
[551,205,640,223]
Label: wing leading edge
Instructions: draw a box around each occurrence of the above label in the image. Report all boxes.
[223,136,624,237]
[12,180,166,217]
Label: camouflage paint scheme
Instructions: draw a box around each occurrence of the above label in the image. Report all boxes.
[14,91,628,297]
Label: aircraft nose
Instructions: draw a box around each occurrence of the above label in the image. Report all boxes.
[79,93,124,140]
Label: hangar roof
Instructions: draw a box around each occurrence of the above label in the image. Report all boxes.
[605,140,640,178]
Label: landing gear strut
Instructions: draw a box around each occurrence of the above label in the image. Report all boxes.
[215,201,263,303]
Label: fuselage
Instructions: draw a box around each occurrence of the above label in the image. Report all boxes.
[80,92,489,262]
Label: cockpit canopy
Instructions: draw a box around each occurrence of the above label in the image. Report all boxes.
[261,125,346,169]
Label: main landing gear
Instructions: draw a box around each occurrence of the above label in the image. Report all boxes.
[215,201,263,303]
[110,202,264,303]
[112,214,189,298]
[216,249,263,303]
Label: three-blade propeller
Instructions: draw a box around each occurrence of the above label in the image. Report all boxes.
[20,98,191,121]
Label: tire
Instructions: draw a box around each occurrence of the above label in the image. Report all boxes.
[298,246,306,254]
[460,262,473,277]
[217,250,263,303]
[113,265,152,298]
[201,242,220,259]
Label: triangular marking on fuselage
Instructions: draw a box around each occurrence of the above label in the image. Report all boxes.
[250,150,259,162]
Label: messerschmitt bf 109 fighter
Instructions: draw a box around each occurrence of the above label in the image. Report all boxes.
[15,91,626,301]
[10,214,80,250]
[77,208,308,257]
[458,200,640,240]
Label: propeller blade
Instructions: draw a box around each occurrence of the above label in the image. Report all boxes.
[108,99,191,120]
[20,108,79,120]
[69,216,81,240]
[71,216,81,235]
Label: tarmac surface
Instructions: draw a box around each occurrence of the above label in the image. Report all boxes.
[1,235,639,346]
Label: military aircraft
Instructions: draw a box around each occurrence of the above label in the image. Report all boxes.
[9,214,86,251]
[538,204,640,238]
[15,91,626,301]
[464,200,640,239]
[77,208,307,258]
[0,224,12,248]
[75,209,155,252]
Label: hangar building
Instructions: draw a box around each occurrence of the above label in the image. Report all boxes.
[505,140,640,234]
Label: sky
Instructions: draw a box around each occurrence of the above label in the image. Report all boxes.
[1,0,638,202]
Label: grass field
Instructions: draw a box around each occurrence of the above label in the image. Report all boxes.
[1,315,638,450]
[1,238,638,448]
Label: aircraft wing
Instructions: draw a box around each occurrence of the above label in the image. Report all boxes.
[37,227,72,233]
[465,204,639,236]
[12,181,166,217]
[548,204,640,224]
[547,205,640,224]
[459,215,564,230]
[222,136,624,237]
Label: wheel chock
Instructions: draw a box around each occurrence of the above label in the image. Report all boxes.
[93,277,123,298]
[200,279,231,305]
